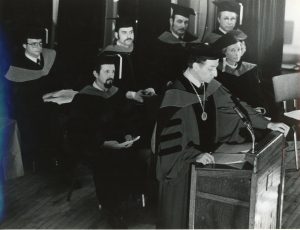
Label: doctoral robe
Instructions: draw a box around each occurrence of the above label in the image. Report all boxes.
[154,76,269,228]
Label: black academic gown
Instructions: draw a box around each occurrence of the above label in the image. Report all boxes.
[4,48,64,170]
[150,31,201,94]
[202,28,225,44]
[101,44,139,92]
[216,61,267,111]
[154,76,269,228]
[68,85,140,212]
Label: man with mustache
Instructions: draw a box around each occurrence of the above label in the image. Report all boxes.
[68,54,140,228]
[151,3,201,94]
[101,17,155,102]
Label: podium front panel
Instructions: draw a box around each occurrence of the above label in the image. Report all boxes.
[190,167,252,228]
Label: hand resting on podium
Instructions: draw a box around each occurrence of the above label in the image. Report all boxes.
[196,153,215,165]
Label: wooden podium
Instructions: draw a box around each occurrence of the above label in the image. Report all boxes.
[188,131,286,229]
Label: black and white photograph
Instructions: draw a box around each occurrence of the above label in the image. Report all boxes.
[0,0,299,228]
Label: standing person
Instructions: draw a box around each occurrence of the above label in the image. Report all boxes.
[153,44,289,228]
[101,17,155,101]
[101,17,158,197]
[68,54,140,228]
[4,26,66,171]
[152,3,201,94]
[203,0,242,44]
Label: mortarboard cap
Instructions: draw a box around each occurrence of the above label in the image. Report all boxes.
[23,26,44,42]
[213,0,243,24]
[188,43,224,61]
[227,29,247,41]
[96,53,123,78]
[213,0,240,14]
[97,54,118,65]
[171,3,195,18]
[212,33,239,51]
[114,17,135,31]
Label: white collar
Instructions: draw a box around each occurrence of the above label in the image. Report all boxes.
[25,53,41,63]
[225,60,238,69]
[183,69,203,88]
[93,81,107,92]
[171,30,185,40]
[218,27,228,34]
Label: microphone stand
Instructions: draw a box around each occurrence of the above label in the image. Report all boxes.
[233,107,256,153]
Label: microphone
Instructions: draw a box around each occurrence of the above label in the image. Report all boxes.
[233,106,256,153]
[233,106,250,126]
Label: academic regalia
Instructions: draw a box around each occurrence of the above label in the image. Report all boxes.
[68,85,140,214]
[151,31,201,94]
[154,76,269,228]
[203,0,242,44]
[216,61,266,110]
[4,48,64,170]
[101,44,137,91]
[202,29,224,44]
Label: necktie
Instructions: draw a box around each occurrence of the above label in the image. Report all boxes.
[37,59,41,65]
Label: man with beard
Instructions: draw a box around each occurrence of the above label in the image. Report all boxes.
[101,17,155,102]
[68,54,140,228]
[151,3,202,94]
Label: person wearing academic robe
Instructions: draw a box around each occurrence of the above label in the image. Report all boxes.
[101,17,158,161]
[68,54,142,228]
[152,44,290,229]
[100,17,155,99]
[3,27,66,171]
[203,0,242,44]
[151,3,202,94]
[213,33,270,115]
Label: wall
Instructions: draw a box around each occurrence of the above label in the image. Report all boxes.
[282,0,300,64]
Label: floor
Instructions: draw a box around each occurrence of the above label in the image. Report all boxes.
[0,142,300,229]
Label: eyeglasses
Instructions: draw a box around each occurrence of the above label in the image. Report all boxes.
[27,42,43,47]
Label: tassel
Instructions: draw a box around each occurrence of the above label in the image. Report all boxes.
[222,57,226,72]
[116,54,122,79]
[239,3,243,25]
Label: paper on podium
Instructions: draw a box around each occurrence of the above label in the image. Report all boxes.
[212,142,252,166]
[213,153,246,165]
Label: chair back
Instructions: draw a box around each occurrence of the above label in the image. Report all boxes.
[272,72,300,102]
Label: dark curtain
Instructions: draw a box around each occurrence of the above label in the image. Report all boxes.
[56,0,106,90]
[240,0,286,78]
[239,0,286,119]
[135,0,170,57]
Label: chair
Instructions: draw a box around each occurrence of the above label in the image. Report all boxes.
[272,72,300,170]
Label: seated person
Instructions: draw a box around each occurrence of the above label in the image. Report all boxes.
[68,54,142,228]
[153,44,289,229]
[212,32,268,115]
